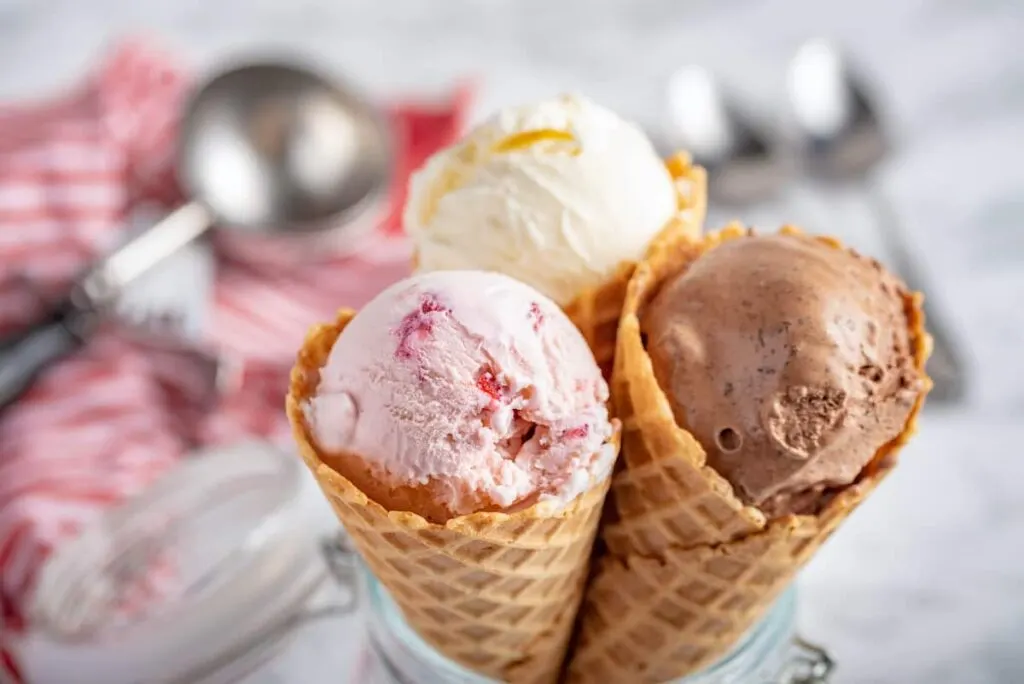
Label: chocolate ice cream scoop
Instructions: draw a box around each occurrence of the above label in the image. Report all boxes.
[642,232,924,516]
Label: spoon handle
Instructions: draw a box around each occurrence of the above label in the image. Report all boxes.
[862,179,967,403]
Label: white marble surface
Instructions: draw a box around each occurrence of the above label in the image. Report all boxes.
[2,1,1023,682]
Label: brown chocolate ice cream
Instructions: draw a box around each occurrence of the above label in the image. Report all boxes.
[641,232,924,516]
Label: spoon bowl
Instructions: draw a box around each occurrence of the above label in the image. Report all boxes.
[666,65,792,206]
[787,40,887,182]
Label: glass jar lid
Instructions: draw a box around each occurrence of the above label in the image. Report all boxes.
[28,440,325,684]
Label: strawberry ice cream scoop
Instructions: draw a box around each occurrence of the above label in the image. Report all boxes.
[304,270,617,522]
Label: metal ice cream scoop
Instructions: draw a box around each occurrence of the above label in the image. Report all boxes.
[786,39,966,403]
[0,60,392,409]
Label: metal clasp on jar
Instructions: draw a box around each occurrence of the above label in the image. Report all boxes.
[778,636,835,684]
[321,530,361,610]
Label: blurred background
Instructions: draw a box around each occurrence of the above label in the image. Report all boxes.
[0,1,1021,683]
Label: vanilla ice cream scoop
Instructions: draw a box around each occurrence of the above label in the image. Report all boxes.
[304,270,617,522]
[405,94,679,306]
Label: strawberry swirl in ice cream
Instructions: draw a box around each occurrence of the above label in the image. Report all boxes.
[304,270,617,522]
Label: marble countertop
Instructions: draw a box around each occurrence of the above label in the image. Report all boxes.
[2,1,1022,682]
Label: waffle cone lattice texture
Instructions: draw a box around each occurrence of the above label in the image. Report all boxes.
[564,152,707,377]
[286,312,618,684]
[566,223,933,683]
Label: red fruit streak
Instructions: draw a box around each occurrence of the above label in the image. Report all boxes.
[476,370,504,401]
[393,293,450,361]
[563,424,589,439]
[528,302,544,332]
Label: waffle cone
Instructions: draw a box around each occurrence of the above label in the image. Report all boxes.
[411,152,707,377]
[566,223,932,683]
[564,152,707,376]
[286,312,618,684]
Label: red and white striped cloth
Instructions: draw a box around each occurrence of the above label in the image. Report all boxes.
[0,40,469,682]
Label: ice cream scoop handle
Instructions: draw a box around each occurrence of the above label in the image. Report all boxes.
[0,301,96,410]
[82,202,213,297]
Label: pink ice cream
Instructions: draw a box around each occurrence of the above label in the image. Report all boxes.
[304,270,617,522]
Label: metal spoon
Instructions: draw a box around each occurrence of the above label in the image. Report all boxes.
[665,65,793,207]
[786,39,966,403]
[0,60,392,409]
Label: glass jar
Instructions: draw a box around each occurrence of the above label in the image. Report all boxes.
[349,558,834,684]
[23,441,347,684]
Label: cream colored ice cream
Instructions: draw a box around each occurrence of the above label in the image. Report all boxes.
[404,94,680,306]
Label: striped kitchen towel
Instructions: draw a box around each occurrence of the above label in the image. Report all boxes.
[0,39,469,682]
